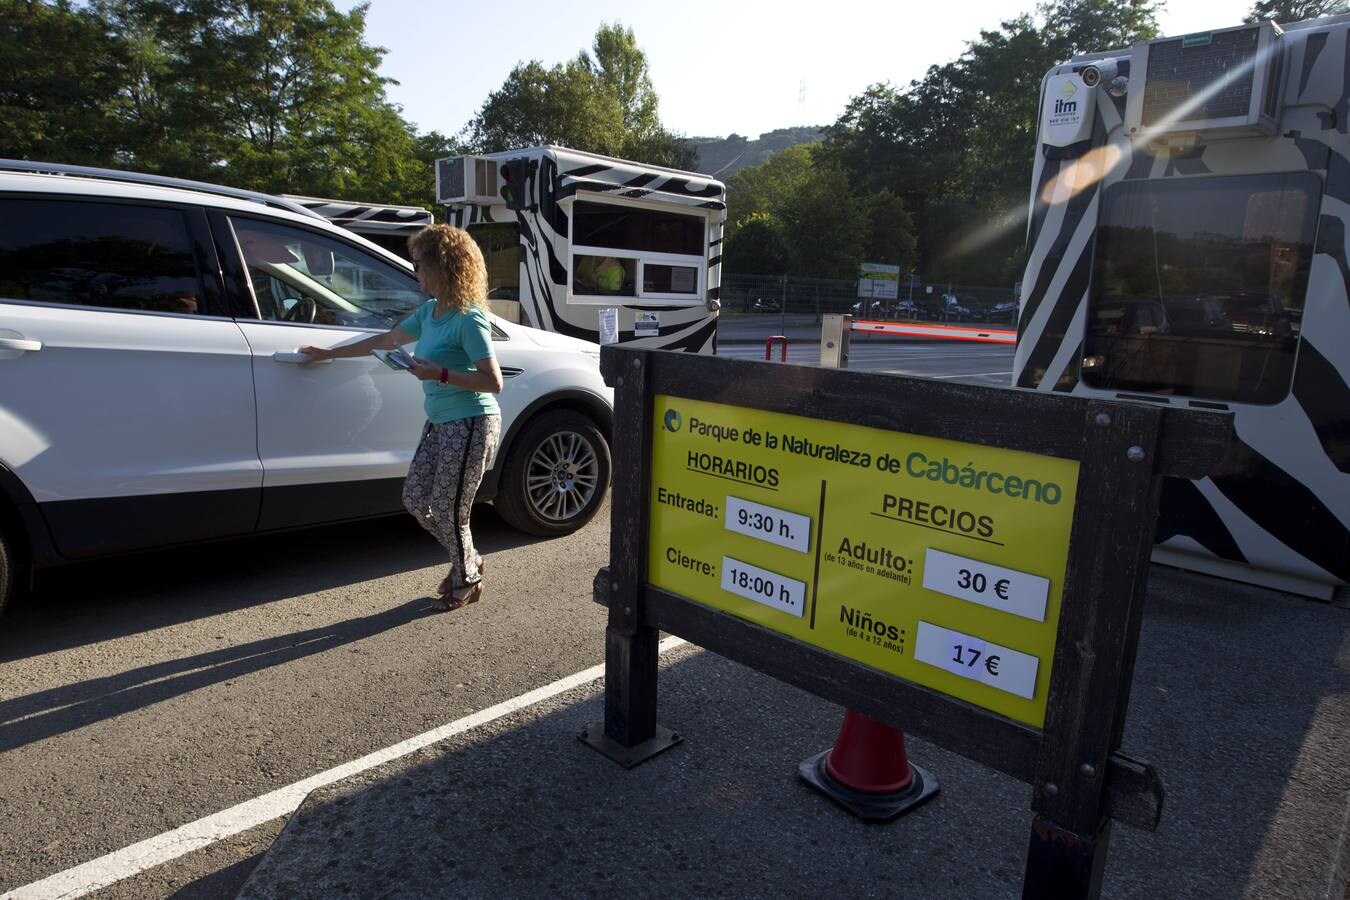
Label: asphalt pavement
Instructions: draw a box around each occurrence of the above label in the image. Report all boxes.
[237,565,1350,899]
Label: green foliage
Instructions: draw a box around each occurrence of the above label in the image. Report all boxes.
[1245,0,1349,22]
[1,0,458,206]
[728,212,789,274]
[780,155,867,278]
[465,22,694,170]
[724,143,816,242]
[816,0,1161,284]
[724,144,895,279]
[0,0,126,164]
[864,190,916,270]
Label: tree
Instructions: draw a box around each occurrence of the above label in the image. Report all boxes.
[1245,0,1349,22]
[591,24,658,141]
[864,190,917,270]
[0,0,126,164]
[723,143,816,243]
[818,0,1161,281]
[779,154,867,279]
[3,0,445,206]
[465,22,694,169]
[146,0,419,197]
[467,58,624,156]
[725,211,789,274]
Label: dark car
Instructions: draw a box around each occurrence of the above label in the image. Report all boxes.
[751,297,781,313]
[940,294,973,321]
[990,299,1019,323]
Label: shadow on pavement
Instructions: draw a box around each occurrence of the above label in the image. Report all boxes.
[2,505,567,658]
[237,568,1350,899]
[0,598,446,754]
[168,855,264,900]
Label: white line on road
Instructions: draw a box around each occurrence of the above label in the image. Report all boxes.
[5,636,689,900]
[924,371,1014,379]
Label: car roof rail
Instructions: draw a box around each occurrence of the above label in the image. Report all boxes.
[0,158,325,221]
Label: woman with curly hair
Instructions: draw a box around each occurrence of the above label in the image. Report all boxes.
[302,224,503,610]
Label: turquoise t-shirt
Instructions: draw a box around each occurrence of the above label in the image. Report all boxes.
[399,301,500,424]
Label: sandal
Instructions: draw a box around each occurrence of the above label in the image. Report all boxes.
[433,581,482,612]
[437,557,486,597]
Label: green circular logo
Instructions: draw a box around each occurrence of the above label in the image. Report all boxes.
[664,409,682,432]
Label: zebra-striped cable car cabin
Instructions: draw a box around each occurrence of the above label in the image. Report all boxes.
[435,146,725,354]
[1017,17,1349,600]
[283,195,433,260]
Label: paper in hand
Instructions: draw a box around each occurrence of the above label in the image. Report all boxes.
[373,348,415,370]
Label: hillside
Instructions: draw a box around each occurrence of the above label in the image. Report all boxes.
[687,127,824,180]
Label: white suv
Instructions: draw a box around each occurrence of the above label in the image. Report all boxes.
[0,161,614,616]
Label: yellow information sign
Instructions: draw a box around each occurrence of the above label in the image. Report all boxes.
[647,395,1080,727]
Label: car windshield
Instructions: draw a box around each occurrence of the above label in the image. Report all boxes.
[231,217,427,327]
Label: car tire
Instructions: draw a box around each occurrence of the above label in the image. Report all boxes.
[0,525,14,620]
[494,410,612,537]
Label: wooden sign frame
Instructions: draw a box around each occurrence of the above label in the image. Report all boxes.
[587,347,1230,899]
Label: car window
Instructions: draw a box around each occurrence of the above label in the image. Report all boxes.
[0,197,204,314]
[229,217,426,328]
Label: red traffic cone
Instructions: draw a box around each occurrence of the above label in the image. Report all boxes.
[826,710,914,793]
[799,709,939,821]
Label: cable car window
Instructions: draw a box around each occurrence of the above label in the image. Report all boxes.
[467,223,520,301]
[1083,172,1318,404]
[573,201,703,255]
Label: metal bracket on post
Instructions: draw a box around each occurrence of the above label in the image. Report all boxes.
[820,314,852,369]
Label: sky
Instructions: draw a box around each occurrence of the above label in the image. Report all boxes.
[357,0,1257,142]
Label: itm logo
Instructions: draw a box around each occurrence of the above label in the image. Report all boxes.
[1054,79,1079,116]
[664,409,683,432]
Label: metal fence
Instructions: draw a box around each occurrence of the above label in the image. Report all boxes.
[721,273,1019,324]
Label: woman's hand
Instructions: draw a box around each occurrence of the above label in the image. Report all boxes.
[407,357,441,381]
[299,345,331,364]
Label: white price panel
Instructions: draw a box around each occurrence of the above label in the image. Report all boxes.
[914,622,1039,699]
[720,556,806,617]
[725,496,812,553]
[922,548,1050,622]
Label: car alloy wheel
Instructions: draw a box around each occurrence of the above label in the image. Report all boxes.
[527,429,601,523]
[495,409,612,536]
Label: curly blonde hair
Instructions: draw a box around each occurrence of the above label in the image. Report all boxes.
[407,224,489,312]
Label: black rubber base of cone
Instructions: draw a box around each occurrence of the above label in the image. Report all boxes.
[797,750,940,822]
[579,723,682,769]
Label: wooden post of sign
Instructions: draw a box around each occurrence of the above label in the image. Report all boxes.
[580,349,681,767]
[1023,402,1164,898]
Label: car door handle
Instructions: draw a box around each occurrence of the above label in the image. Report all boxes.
[272,351,330,364]
[0,338,42,352]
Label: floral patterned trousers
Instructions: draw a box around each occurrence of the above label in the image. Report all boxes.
[401,414,501,590]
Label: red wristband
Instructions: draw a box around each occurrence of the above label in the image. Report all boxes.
[439,367,449,385]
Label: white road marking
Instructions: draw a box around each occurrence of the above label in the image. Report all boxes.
[925,371,1014,379]
[4,636,689,900]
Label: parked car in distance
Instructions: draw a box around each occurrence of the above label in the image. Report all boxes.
[850,298,885,317]
[0,160,615,619]
[850,299,919,319]
[990,298,1019,323]
[940,294,973,321]
[751,297,781,313]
